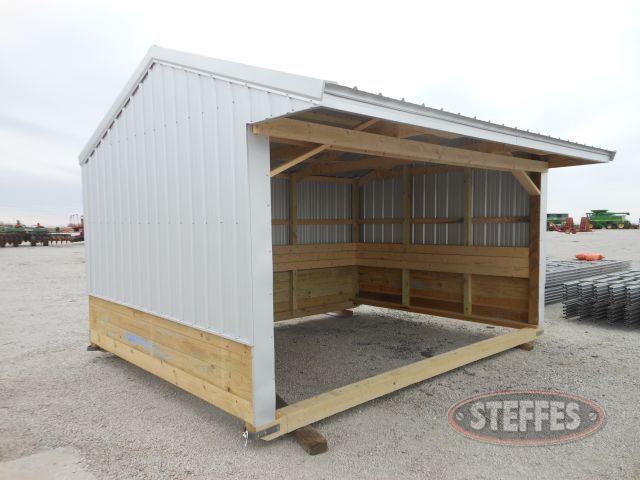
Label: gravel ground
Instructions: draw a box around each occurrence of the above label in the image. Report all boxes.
[1,232,640,479]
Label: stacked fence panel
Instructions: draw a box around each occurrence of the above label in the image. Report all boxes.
[545,259,632,304]
[562,270,640,326]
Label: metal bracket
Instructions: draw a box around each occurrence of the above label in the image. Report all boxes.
[243,424,280,441]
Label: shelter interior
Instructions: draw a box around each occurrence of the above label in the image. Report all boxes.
[261,107,551,331]
[236,106,555,439]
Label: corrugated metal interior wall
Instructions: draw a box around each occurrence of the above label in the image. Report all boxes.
[360,177,403,243]
[412,170,464,245]
[472,170,530,247]
[271,179,351,244]
[271,178,290,245]
[298,181,351,244]
[82,62,315,345]
[271,169,529,247]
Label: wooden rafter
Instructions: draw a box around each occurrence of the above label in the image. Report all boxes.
[269,118,378,177]
[297,157,412,177]
[254,118,549,173]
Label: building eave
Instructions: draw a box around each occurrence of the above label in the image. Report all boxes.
[322,83,615,165]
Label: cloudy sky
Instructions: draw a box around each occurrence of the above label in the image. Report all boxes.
[1,0,638,226]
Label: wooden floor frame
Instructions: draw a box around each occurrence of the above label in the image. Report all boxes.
[250,317,541,440]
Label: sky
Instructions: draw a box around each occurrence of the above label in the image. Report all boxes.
[1,0,639,226]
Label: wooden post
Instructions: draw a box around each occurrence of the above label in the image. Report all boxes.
[463,169,473,316]
[290,177,298,245]
[528,172,541,325]
[402,166,412,307]
[352,181,360,243]
[290,177,298,316]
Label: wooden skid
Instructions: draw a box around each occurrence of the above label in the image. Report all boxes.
[276,394,328,455]
[259,327,540,440]
[89,296,254,422]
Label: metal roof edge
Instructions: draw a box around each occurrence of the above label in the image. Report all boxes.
[322,83,615,164]
[78,45,325,164]
[78,49,155,164]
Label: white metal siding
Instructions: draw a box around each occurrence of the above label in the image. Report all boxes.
[82,62,315,345]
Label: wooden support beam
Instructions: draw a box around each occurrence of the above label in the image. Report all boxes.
[297,219,353,225]
[402,166,412,306]
[528,173,542,325]
[352,183,360,242]
[273,216,528,226]
[354,297,533,329]
[276,394,328,455]
[473,216,529,224]
[289,176,299,316]
[463,169,473,316]
[463,169,474,246]
[290,270,298,316]
[262,327,540,440]
[412,217,462,225]
[297,157,413,178]
[254,118,549,173]
[512,170,541,196]
[269,118,378,177]
[290,177,298,245]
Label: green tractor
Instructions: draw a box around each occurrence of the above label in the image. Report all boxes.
[586,210,631,230]
[26,223,51,246]
[0,221,28,247]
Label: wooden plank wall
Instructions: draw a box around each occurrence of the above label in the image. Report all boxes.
[89,296,254,422]
[274,266,357,321]
[272,243,532,327]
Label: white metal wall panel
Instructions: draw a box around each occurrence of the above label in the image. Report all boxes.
[473,170,530,247]
[82,62,315,345]
[298,181,351,244]
[360,177,403,243]
[412,170,464,245]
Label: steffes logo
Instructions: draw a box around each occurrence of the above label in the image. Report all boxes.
[448,390,605,445]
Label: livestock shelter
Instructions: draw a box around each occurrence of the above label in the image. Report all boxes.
[80,46,615,441]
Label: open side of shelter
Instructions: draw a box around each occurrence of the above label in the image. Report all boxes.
[80,46,614,444]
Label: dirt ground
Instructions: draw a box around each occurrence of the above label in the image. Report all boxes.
[1,231,639,479]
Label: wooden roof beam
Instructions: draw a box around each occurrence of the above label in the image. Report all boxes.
[254,118,548,173]
[512,170,541,196]
[269,118,378,177]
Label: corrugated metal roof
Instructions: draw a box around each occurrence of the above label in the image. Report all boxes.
[80,46,615,166]
[322,84,615,164]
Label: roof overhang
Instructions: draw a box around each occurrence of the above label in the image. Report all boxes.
[320,84,615,165]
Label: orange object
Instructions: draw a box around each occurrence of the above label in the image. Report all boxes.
[575,253,604,261]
